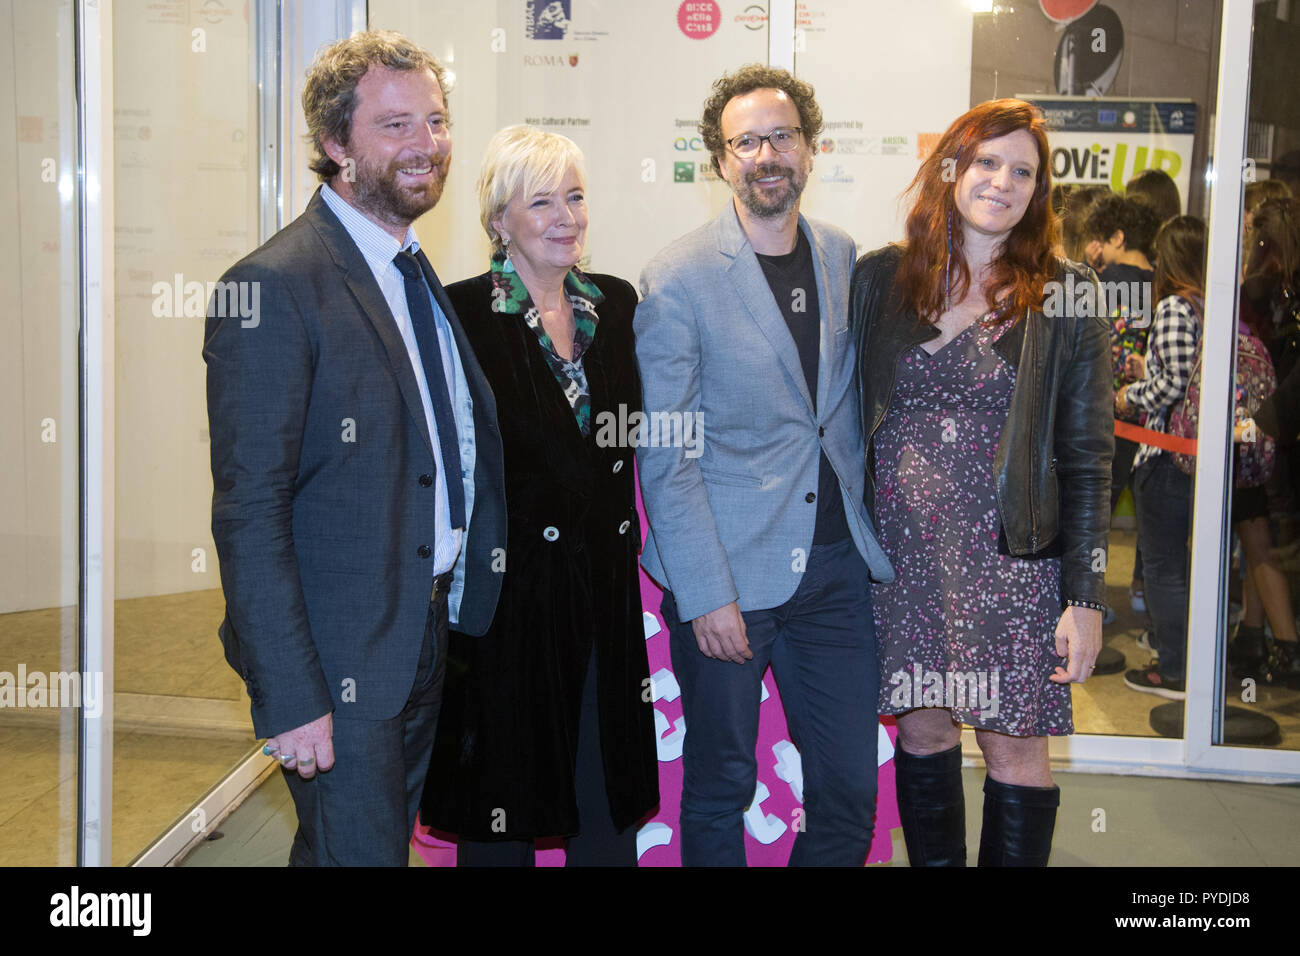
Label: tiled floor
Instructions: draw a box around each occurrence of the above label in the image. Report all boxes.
[0,588,257,866]
[179,761,1300,866]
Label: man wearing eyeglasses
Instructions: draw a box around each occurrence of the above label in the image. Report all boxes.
[634,65,894,866]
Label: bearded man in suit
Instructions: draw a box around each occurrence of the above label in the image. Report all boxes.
[204,30,504,866]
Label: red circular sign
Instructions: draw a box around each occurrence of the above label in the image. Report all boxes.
[1039,0,1099,22]
[678,0,720,39]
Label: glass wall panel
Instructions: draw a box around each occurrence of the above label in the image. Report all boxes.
[1218,0,1300,751]
[109,0,262,864]
[0,0,82,866]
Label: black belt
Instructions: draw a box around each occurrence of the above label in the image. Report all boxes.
[431,571,453,604]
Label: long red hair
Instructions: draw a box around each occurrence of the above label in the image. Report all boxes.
[897,98,1060,324]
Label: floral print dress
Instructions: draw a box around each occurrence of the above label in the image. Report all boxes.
[871,318,1072,737]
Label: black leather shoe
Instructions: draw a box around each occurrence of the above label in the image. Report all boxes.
[977,776,1060,867]
[895,743,967,866]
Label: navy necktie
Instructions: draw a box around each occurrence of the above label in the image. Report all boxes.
[392,248,466,529]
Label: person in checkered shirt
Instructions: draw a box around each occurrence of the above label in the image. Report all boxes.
[1116,216,1205,699]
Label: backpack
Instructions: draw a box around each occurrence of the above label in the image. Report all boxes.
[1168,317,1278,486]
[1112,313,1152,424]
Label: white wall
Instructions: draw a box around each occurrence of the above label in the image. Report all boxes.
[795,0,975,251]
[369,0,973,283]
[0,0,80,614]
[110,0,259,600]
[369,0,769,286]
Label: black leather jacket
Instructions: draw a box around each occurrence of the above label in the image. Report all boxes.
[850,244,1113,607]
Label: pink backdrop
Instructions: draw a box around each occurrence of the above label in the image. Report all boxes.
[414,479,900,866]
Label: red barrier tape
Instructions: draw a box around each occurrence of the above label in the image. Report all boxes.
[1114,419,1199,456]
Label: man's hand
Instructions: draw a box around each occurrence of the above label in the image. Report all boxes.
[691,602,753,664]
[264,712,335,780]
[1051,606,1103,683]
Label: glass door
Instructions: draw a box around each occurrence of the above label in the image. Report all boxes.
[1186,0,1300,777]
[0,0,82,866]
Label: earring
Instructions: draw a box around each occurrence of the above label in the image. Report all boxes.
[944,206,953,313]
[502,236,515,273]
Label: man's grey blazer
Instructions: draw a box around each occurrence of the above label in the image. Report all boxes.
[634,203,894,624]
[204,187,506,739]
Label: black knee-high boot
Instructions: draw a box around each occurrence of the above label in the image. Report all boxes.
[895,743,967,866]
[977,776,1060,867]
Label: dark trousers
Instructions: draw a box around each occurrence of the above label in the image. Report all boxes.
[1133,455,1193,680]
[664,536,879,867]
[456,647,637,867]
[285,592,448,866]
[1112,434,1144,582]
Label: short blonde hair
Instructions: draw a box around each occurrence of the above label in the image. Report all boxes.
[478,125,586,255]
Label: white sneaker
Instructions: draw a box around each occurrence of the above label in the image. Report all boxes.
[1136,629,1156,655]
[1130,584,1147,615]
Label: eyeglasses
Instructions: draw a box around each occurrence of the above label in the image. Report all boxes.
[725,127,803,159]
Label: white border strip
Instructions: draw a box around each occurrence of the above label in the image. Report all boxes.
[256,0,282,241]
[77,0,116,867]
[131,748,278,867]
[1182,0,1246,763]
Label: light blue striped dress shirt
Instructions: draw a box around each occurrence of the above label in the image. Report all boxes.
[320,184,476,599]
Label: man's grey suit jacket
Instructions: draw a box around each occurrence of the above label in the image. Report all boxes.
[634,202,894,624]
[204,187,505,739]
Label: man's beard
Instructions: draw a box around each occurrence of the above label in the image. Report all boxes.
[734,162,806,218]
[350,151,449,227]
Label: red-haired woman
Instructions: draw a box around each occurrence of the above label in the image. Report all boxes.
[851,99,1111,866]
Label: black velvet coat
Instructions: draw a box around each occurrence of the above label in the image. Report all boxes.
[420,270,659,840]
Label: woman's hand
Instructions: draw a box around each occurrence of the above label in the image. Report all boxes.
[1114,384,1132,417]
[1051,605,1103,683]
[1124,353,1146,381]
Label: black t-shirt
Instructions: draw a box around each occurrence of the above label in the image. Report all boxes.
[756,230,850,545]
[1099,261,1155,322]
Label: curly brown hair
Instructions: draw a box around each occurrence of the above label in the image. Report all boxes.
[302,30,449,182]
[1083,193,1161,260]
[698,64,823,176]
